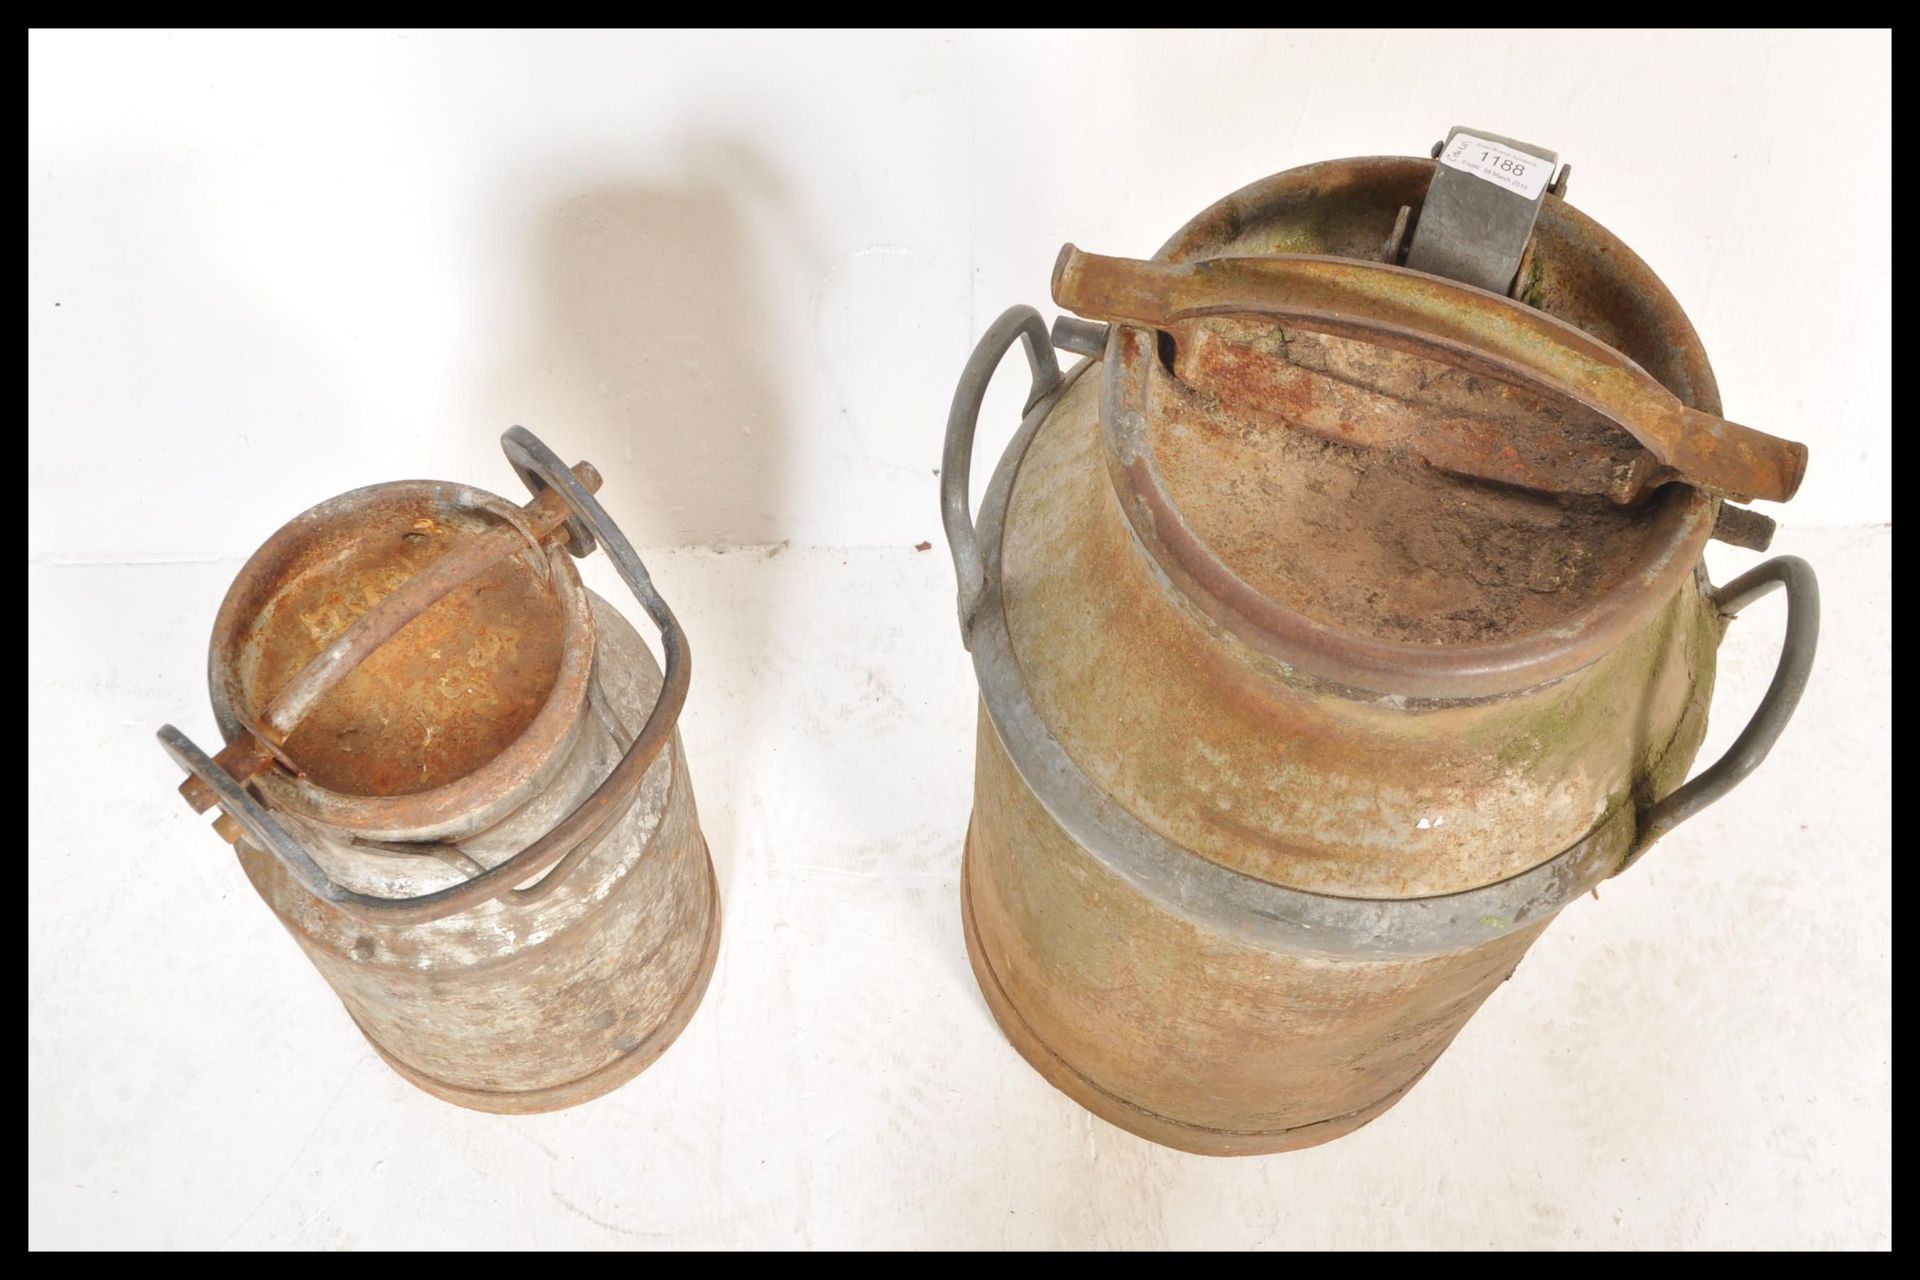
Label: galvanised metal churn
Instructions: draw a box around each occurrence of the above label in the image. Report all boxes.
[159,428,719,1113]
[941,129,1820,1155]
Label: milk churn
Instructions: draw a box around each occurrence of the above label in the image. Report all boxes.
[941,130,1820,1154]
[159,428,719,1113]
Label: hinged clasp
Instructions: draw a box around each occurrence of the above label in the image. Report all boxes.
[1401,126,1567,297]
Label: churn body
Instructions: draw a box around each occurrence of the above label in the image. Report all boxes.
[162,429,719,1113]
[944,149,1818,1154]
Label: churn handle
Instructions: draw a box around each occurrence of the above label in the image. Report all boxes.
[941,305,1062,647]
[157,427,691,925]
[1050,246,1808,507]
[1632,556,1820,855]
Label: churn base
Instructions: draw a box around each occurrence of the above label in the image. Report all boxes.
[351,849,723,1115]
[961,836,1425,1156]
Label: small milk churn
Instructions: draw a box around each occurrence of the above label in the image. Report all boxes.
[941,130,1821,1154]
[159,428,719,1113]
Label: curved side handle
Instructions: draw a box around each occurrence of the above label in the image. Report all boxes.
[1635,556,1820,852]
[941,305,1062,647]
[157,426,691,925]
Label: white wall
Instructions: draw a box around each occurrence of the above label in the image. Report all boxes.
[29,29,1889,560]
[28,30,1891,1251]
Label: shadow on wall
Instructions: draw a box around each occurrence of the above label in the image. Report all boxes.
[500,145,792,549]
[492,142,808,898]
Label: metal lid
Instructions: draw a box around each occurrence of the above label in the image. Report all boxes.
[1051,153,1807,696]
[208,478,597,839]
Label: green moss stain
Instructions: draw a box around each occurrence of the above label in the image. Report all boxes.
[1519,254,1548,309]
[1496,733,1546,769]
[1459,588,1720,787]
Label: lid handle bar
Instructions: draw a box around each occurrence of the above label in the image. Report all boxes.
[158,427,691,925]
[1051,245,1807,506]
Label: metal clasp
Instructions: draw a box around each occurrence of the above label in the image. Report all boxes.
[1401,126,1568,297]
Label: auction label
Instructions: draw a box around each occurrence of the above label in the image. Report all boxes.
[1438,133,1552,200]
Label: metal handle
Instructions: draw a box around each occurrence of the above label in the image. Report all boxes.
[941,305,1062,646]
[1635,556,1820,851]
[1051,246,1808,506]
[158,426,691,925]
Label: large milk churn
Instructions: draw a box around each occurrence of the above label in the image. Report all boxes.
[941,130,1820,1154]
[159,428,719,1113]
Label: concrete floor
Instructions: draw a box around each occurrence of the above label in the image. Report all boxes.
[27,526,1890,1249]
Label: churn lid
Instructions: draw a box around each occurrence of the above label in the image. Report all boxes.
[1051,133,1807,694]
[204,476,597,839]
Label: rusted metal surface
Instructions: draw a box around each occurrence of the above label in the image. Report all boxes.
[1053,246,1808,505]
[943,150,1818,1154]
[1166,317,1652,502]
[1379,204,1412,265]
[1086,319,1717,700]
[1712,501,1779,551]
[180,465,601,819]
[159,429,717,1112]
[255,469,597,761]
[199,480,599,845]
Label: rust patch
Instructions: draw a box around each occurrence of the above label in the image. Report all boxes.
[1178,319,1650,502]
[244,521,567,796]
[204,479,601,840]
[1146,326,1665,646]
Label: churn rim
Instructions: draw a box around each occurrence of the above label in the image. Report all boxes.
[207,477,598,841]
